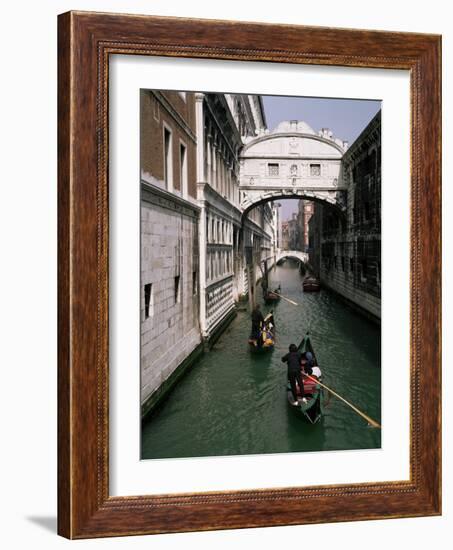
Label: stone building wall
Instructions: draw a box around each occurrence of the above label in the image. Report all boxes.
[140,184,201,410]
[197,92,270,338]
[308,111,381,321]
[140,90,201,413]
[297,199,314,252]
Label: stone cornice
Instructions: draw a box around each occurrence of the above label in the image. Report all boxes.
[257,96,267,129]
[243,217,272,238]
[197,182,242,223]
[204,96,242,160]
[141,180,200,218]
[240,185,348,192]
[241,155,342,162]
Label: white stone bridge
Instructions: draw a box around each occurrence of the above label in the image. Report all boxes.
[239,120,348,214]
[275,249,308,264]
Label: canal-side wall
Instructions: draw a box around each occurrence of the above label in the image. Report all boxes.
[308,111,381,322]
[141,184,202,412]
[319,259,381,322]
[141,306,237,420]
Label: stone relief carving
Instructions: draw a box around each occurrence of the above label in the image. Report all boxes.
[289,137,300,155]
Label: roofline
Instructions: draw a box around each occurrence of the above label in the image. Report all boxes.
[241,132,345,155]
[258,96,267,129]
[344,109,381,156]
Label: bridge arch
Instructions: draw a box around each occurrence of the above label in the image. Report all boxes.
[275,249,308,264]
[240,189,346,220]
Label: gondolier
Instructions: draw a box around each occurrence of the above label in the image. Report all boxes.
[286,332,324,423]
[250,304,264,341]
[281,344,307,406]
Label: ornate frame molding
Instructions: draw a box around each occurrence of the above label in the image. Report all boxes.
[58,11,441,538]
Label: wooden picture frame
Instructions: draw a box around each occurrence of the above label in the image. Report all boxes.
[58,11,441,539]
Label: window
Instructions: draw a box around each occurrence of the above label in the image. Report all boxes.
[310,164,321,177]
[174,275,180,303]
[268,163,279,176]
[144,283,153,318]
[350,257,354,272]
[193,271,198,295]
[153,97,160,121]
[360,259,368,282]
[179,143,187,197]
[163,127,172,190]
[364,201,370,220]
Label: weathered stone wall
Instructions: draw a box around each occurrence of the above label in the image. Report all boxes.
[140,184,201,408]
[308,112,381,321]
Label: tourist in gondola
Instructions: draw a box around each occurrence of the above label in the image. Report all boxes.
[263,309,275,329]
[304,351,314,375]
[281,344,307,406]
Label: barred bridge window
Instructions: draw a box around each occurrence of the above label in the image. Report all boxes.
[310,163,321,177]
[268,163,279,176]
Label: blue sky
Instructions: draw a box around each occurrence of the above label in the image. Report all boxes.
[261,95,381,220]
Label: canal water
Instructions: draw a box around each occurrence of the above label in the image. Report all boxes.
[141,263,381,459]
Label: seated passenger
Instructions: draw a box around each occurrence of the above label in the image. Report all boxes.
[311,365,322,379]
[304,351,314,375]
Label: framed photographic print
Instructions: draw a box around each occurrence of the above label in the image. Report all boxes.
[58,11,441,538]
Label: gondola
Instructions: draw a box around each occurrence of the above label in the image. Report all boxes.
[302,276,320,292]
[248,312,275,351]
[263,284,281,304]
[286,332,324,423]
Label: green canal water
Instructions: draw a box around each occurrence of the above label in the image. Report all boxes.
[141,264,381,459]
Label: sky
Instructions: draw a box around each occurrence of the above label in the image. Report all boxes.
[261,95,381,220]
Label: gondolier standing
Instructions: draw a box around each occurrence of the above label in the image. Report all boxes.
[251,304,264,345]
[282,344,307,406]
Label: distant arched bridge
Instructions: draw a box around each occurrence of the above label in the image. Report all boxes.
[276,249,308,264]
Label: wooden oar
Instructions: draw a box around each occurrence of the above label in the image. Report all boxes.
[270,290,299,306]
[305,374,381,429]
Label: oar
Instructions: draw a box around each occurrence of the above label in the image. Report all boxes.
[304,374,381,429]
[270,290,299,306]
